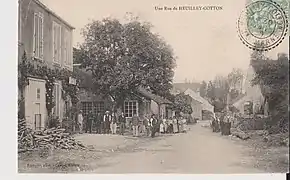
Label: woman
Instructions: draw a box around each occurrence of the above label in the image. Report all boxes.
[160,119,165,134]
[150,114,158,138]
[181,117,187,133]
[167,117,173,133]
[173,116,178,133]
[77,110,84,134]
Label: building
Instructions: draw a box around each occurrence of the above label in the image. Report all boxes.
[75,66,173,120]
[171,82,201,95]
[232,64,268,116]
[74,66,114,117]
[135,87,173,119]
[184,88,214,120]
[18,0,74,130]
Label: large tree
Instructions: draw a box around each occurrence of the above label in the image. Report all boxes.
[173,93,193,115]
[227,68,244,93]
[76,17,176,108]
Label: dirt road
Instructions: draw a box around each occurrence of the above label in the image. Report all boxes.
[84,124,265,173]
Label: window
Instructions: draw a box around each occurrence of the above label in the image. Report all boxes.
[53,83,61,117]
[52,21,61,64]
[81,102,105,117]
[33,12,44,59]
[124,101,138,117]
[36,88,40,100]
[63,29,72,66]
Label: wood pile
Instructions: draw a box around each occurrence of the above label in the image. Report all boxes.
[18,118,85,153]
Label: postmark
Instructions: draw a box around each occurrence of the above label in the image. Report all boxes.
[237,0,288,51]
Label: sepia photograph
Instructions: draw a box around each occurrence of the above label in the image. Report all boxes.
[16,0,289,174]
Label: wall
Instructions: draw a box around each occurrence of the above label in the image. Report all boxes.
[78,88,114,112]
[25,77,46,130]
[191,99,202,120]
[19,0,73,71]
[151,100,159,116]
[235,65,265,114]
[19,0,74,128]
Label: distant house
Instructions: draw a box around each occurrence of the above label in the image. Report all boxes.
[74,66,173,119]
[74,66,113,117]
[19,0,74,130]
[184,88,214,120]
[171,82,201,95]
[232,63,268,116]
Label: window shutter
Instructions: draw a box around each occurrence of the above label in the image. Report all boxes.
[52,22,55,62]
[70,31,73,65]
[33,13,37,56]
[63,29,67,65]
[58,26,62,63]
[39,13,44,59]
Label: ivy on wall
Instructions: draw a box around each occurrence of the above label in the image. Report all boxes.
[18,51,80,116]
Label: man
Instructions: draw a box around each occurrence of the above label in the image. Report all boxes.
[111,112,117,134]
[77,110,84,134]
[103,111,111,134]
[150,114,158,138]
[118,112,126,135]
[86,110,94,133]
[132,113,139,137]
[95,112,102,134]
[143,115,151,137]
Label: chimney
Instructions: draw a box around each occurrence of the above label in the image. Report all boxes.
[196,88,200,96]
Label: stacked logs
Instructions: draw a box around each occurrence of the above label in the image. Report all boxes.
[18,118,85,152]
[33,128,85,150]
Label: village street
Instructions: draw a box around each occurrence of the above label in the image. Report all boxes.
[74,123,265,174]
[19,121,288,173]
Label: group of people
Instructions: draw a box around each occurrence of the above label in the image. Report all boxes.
[77,110,188,138]
[77,110,127,135]
[159,116,187,134]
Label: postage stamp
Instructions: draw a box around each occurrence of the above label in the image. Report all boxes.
[237,0,288,51]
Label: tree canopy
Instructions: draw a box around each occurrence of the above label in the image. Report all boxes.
[173,93,193,115]
[251,51,289,133]
[75,17,176,108]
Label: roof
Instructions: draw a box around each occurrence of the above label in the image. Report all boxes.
[184,88,214,112]
[35,0,75,29]
[229,93,246,105]
[137,87,172,105]
[172,82,201,94]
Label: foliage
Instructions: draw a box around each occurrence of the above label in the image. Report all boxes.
[229,89,240,101]
[205,76,229,112]
[76,17,176,108]
[173,93,193,115]
[18,51,80,116]
[251,50,289,133]
[47,115,61,128]
[227,68,244,92]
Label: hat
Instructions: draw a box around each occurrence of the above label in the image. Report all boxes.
[105,111,110,114]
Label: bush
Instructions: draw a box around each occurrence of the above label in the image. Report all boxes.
[47,115,61,128]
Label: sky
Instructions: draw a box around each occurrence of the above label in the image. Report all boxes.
[40,0,288,83]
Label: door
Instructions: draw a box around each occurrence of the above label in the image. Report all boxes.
[25,78,46,130]
[34,103,42,130]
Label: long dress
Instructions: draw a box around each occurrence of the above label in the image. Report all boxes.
[159,122,164,133]
[181,118,187,132]
[162,119,167,133]
[173,119,178,133]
